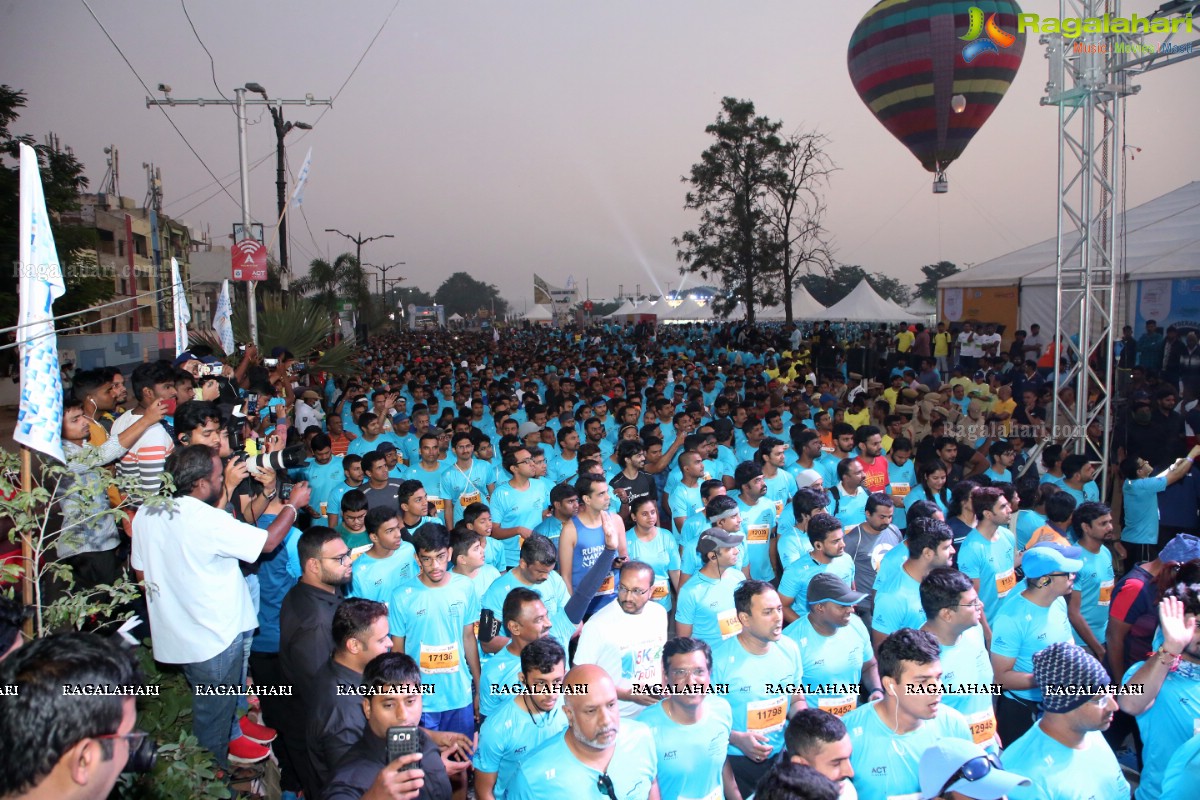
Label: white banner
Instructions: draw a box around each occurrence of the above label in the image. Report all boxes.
[213,279,235,355]
[171,257,190,356]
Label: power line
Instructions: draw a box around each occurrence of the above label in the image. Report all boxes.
[172,150,274,219]
[79,0,250,217]
[179,0,233,113]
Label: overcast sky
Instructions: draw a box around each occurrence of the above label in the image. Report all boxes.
[2,0,1197,309]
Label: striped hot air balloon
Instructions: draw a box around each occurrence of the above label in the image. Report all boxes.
[847,0,1026,192]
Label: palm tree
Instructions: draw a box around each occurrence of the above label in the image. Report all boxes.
[293,252,372,317]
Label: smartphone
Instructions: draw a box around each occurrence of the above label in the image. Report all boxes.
[386,726,420,769]
[264,358,279,368]
[246,397,259,416]
[199,363,223,377]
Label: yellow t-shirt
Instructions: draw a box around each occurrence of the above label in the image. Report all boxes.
[882,387,900,412]
[934,332,952,357]
[845,408,871,429]
[896,330,915,353]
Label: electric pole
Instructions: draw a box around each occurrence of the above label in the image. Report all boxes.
[146,83,330,344]
[325,229,394,303]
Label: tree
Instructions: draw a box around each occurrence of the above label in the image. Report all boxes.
[675,98,786,323]
[915,261,960,301]
[293,252,371,316]
[802,265,912,308]
[433,272,508,318]
[0,86,114,333]
[763,128,837,324]
[869,274,913,308]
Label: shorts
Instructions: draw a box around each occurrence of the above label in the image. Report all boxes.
[420,704,475,737]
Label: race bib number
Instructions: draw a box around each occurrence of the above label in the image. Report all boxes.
[598,573,616,595]
[429,496,446,514]
[651,578,670,601]
[349,544,372,564]
[995,568,1017,599]
[717,608,742,639]
[459,491,481,508]
[747,696,787,733]
[419,642,461,675]
[1099,579,1114,607]
[967,709,998,746]
[891,482,911,497]
[774,501,784,518]
[746,524,770,544]
[817,695,856,717]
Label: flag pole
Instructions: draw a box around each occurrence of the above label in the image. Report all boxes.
[19,446,34,638]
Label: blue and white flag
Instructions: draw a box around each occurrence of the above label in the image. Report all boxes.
[291,147,313,207]
[213,279,235,356]
[14,142,67,463]
[171,257,190,357]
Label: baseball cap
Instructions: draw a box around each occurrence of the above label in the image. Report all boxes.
[517,421,543,438]
[173,350,200,367]
[794,469,823,489]
[919,740,1030,800]
[1022,542,1084,578]
[301,389,321,401]
[375,442,398,455]
[697,528,744,560]
[807,573,867,606]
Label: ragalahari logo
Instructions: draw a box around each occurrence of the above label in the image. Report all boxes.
[961,7,1018,62]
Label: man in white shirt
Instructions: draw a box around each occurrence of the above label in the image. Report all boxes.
[573,560,668,718]
[131,444,310,765]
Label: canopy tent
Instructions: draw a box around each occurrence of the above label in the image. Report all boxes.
[938,181,1200,335]
[661,299,714,322]
[821,280,923,322]
[604,300,640,318]
[448,312,464,321]
[522,304,554,323]
[607,299,660,323]
[906,297,936,315]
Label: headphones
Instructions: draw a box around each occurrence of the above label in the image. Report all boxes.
[180,432,191,445]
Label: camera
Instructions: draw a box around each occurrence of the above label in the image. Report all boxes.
[239,443,308,476]
[198,363,224,377]
[122,734,158,774]
[477,609,501,643]
[279,481,294,501]
[264,358,279,368]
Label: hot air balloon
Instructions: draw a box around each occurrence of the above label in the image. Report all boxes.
[847,0,1026,193]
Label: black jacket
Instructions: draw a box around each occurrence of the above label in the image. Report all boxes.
[322,728,451,800]
[306,659,368,798]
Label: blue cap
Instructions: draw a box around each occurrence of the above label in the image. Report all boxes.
[1161,533,1200,563]
[1023,542,1084,578]
[919,739,1029,799]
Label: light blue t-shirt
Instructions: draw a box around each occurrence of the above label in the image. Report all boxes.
[478,646,521,718]
[490,481,551,567]
[843,701,972,800]
[481,569,572,653]
[886,459,917,529]
[713,635,804,757]
[669,482,705,527]
[1122,662,1199,800]
[639,697,733,800]
[783,613,872,716]
[473,699,567,800]
[387,573,480,712]
[737,495,778,582]
[404,462,451,521]
[990,593,1074,702]
[873,541,909,592]
[778,554,856,612]
[1161,731,1200,800]
[935,624,998,751]
[531,515,565,545]
[439,462,489,516]
[1059,480,1099,508]
[1015,509,1048,551]
[956,527,1018,616]
[831,485,869,529]
[457,563,502,602]
[1001,723,1131,800]
[676,568,745,649]
[871,567,925,636]
[350,544,417,603]
[1121,476,1166,545]
[627,528,681,611]
[508,722,658,800]
[1073,544,1115,648]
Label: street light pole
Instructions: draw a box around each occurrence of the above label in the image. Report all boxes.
[324,229,394,308]
[146,84,330,345]
[257,93,311,291]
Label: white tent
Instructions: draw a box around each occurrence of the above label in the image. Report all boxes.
[522,304,554,323]
[938,181,1200,334]
[661,299,713,322]
[605,300,639,319]
[822,280,922,322]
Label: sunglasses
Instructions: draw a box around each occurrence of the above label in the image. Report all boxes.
[940,754,1002,796]
[597,773,618,800]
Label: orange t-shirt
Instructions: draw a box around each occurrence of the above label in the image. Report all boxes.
[857,456,891,494]
[1025,524,1070,550]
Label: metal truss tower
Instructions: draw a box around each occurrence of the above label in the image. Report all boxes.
[1043,0,1199,492]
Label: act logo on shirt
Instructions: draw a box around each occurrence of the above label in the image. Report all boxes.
[544,769,556,780]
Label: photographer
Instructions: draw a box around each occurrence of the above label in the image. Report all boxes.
[0,632,155,800]
[130,444,310,765]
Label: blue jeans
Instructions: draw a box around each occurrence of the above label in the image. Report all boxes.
[182,631,247,765]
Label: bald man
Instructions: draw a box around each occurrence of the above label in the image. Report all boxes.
[508,665,661,800]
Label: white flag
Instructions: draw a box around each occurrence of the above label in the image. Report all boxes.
[14,142,67,463]
[291,147,313,207]
[213,279,235,355]
[171,257,190,357]
[492,326,500,343]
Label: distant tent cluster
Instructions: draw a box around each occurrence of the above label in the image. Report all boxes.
[602,280,923,324]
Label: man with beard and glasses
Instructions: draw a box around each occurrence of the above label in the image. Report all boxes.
[1000,643,1130,800]
[131,444,308,765]
[508,664,660,800]
[474,637,569,800]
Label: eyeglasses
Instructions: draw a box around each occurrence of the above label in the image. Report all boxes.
[956,601,984,609]
[1046,572,1077,578]
[668,668,708,679]
[323,553,353,565]
[939,754,1001,796]
[515,458,534,466]
[597,773,618,800]
[1088,693,1113,708]
[95,729,150,748]
[617,586,648,597]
